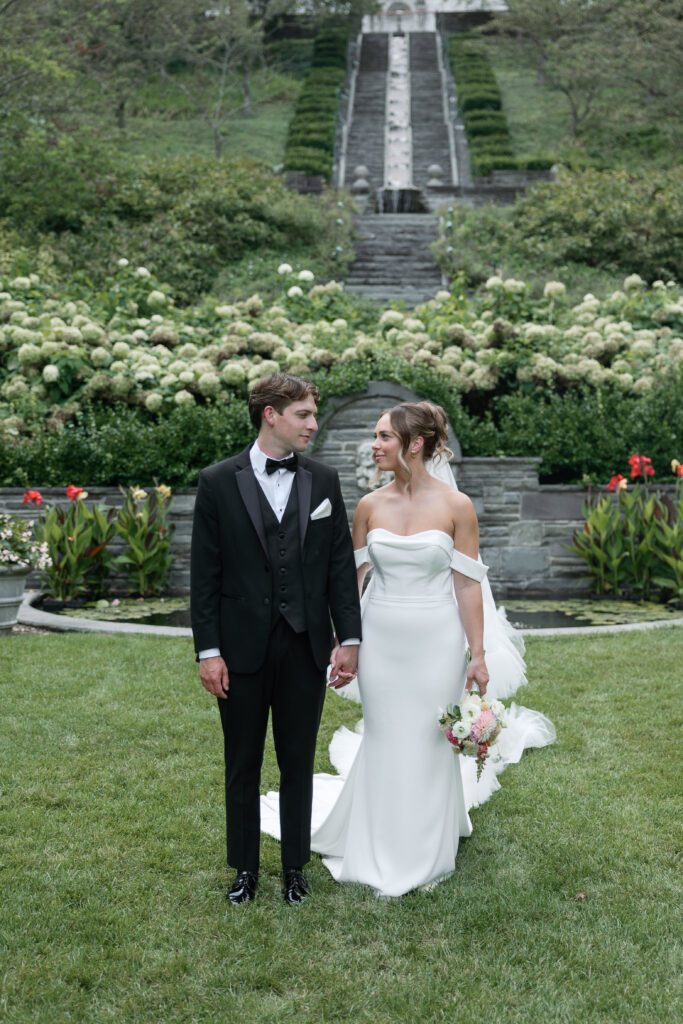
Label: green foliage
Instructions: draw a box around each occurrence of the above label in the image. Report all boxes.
[511,168,683,281]
[35,492,117,601]
[114,486,175,596]
[283,29,348,180]
[571,483,683,603]
[493,374,683,483]
[436,166,683,285]
[448,34,553,178]
[0,147,352,304]
[0,403,253,488]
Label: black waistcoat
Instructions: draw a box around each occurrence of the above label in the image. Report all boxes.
[256,481,307,634]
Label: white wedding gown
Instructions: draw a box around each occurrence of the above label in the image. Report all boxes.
[261,528,556,897]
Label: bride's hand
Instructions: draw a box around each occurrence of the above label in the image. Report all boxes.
[466,653,489,697]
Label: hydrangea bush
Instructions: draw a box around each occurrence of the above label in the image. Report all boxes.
[0,262,681,484]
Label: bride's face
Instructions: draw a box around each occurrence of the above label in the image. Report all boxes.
[372,414,402,471]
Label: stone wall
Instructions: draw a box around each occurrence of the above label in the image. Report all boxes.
[1,380,594,598]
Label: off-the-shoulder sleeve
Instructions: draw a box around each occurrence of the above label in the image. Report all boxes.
[450,548,488,581]
[354,546,369,569]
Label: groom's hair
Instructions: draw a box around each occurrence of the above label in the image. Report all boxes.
[248,373,320,429]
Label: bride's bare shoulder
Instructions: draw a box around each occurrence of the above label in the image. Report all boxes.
[445,486,476,519]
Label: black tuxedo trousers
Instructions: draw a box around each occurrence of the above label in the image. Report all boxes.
[218,616,326,871]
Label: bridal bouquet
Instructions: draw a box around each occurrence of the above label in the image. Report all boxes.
[438,694,506,780]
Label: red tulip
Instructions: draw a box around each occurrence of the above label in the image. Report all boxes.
[23,489,43,506]
[606,474,627,492]
[66,485,84,502]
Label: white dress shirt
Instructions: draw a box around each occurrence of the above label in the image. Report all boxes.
[199,441,358,659]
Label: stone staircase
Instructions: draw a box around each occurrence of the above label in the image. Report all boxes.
[344,213,444,305]
[409,32,454,190]
[342,33,388,191]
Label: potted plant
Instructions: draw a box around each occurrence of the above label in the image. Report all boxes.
[0,492,52,631]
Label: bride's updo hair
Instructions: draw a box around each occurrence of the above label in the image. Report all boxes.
[386,401,452,474]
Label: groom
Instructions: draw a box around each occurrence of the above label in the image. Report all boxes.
[190,373,361,906]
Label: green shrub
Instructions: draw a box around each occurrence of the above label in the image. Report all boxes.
[437,166,683,282]
[282,30,348,180]
[0,151,352,304]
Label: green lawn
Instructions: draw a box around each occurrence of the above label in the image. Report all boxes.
[1,628,682,1023]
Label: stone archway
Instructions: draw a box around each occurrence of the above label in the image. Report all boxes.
[312,381,462,517]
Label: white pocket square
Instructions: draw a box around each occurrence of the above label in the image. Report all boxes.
[310,498,332,520]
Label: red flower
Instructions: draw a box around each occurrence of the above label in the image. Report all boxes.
[66,485,84,502]
[606,474,627,492]
[23,489,43,506]
[627,453,655,479]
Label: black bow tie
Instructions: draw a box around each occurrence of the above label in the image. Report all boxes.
[265,454,298,475]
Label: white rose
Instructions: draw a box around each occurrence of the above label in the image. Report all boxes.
[451,720,469,740]
[277,263,293,275]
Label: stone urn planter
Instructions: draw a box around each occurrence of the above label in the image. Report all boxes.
[0,566,31,631]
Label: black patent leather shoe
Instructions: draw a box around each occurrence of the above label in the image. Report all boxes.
[283,868,311,906]
[227,870,258,906]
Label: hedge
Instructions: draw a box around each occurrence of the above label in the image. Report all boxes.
[283,29,349,181]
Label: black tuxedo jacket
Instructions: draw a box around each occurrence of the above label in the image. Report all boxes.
[190,445,362,674]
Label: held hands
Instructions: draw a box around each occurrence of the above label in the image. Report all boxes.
[199,655,229,698]
[465,652,489,697]
[328,643,359,689]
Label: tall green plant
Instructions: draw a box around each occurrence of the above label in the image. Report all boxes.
[34,487,116,600]
[115,486,175,596]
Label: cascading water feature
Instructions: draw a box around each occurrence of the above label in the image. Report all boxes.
[377,32,427,213]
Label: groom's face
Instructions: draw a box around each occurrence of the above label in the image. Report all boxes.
[267,396,318,454]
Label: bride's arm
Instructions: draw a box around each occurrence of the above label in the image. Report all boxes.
[352,495,371,597]
[450,495,490,695]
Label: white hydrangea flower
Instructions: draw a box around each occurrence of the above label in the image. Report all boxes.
[298,270,314,282]
[221,363,247,385]
[277,263,293,275]
[117,258,129,268]
[42,364,60,382]
[485,276,503,290]
[624,273,644,291]
[136,267,151,279]
[147,290,167,309]
[332,318,348,329]
[287,286,304,298]
[10,277,31,290]
[198,372,221,397]
[145,392,163,412]
[503,278,526,294]
[91,346,111,367]
[17,343,42,366]
[178,370,194,384]
[174,389,195,404]
[111,341,131,359]
[435,290,451,302]
[543,281,566,299]
[215,304,239,317]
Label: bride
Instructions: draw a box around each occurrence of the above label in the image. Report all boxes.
[263,401,555,897]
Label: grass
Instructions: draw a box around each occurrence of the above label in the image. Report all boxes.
[81,67,301,166]
[1,628,682,1023]
[483,38,680,170]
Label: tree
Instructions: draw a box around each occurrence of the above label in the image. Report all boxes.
[0,0,77,147]
[490,0,683,142]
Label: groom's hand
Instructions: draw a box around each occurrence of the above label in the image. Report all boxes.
[199,656,229,698]
[328,644,358,689]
